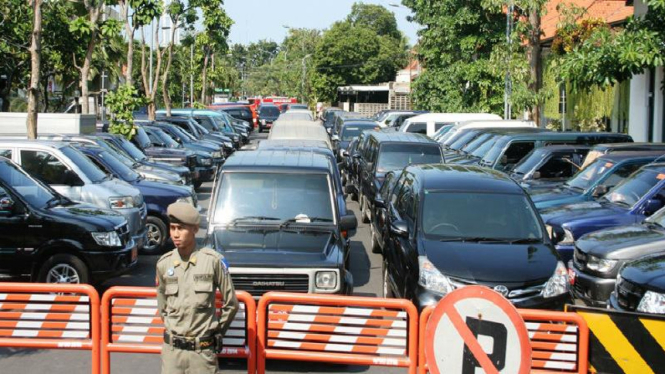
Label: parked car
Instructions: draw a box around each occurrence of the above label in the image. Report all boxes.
[331,111,368,135]
[333,116,375,138]
[257,104,281,132]
[144,124,223,171]
[76,144,196,254]
[0,140,147,250]
[376,111,419,128]
[445,128,540,164]
[158,111,242,149]
[479,132,633,172]
[610,253,665,314]
[543,163,665,263]
[379,164,569,310]
[531,151,665,210]
[510,145,591,186]
[439,120,538,147]
[570,206,665,307]
[356,132,444,224]
[268,120,333,149]
[322,107,343,133]
[582,142,665,169]
[206,150,358,297]
[399,113,503,137]
[332,121,382,162]
[278,110,314,122]
[217,105,254,130]
[442,126,545,160]
[369,170,399,253]
[0,156,137,283]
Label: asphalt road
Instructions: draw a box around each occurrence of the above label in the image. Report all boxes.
[0,131,395,374]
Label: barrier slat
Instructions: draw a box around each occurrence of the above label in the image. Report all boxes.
[0,282,99,374]
[100,287,256,374]
[257,292,418,374]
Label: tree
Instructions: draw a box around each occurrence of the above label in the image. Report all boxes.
[26,0,43,138]
[347,2,401,40]
[197,0,232,105]
[139,20,163,120]
[161,0,196,115]
[0,0,32,111]
[116,0,162,86]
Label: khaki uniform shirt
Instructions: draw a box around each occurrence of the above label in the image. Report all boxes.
[156,247,238,338]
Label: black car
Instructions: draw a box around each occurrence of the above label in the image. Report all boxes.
[77,145,196,254]
[610,253,665,314]
[257,104,281,133]
[369,170,399,254]
[378,164,569,310]
[332,121,381,162]
[570,207,665,307]
[356,132,444,224]
[322,108,343,133]
[206,150,357,297]
[0,156,137,283]
[218,106,254,129]
[159,116,240,151]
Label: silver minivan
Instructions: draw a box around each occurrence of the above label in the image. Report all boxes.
[0,140,147,247]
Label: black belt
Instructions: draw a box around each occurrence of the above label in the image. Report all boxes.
[164,332,216,351]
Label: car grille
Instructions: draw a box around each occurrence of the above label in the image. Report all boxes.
[116,223,131,245]
[449,277,544,300]
[230,274,309,297]
[574,247,587,268]
[615,278,645,311]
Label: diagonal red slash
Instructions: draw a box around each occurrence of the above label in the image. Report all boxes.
[442,302,500,374]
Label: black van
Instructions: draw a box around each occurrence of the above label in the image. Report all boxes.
[0,157,137,284]
[355,132,444,224]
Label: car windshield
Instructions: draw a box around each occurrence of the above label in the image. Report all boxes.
[448,131,480,150]
[290,104,308,110]
[260,106,280,116]
[60,146,107,183]
[213,172,334,224]
[422,191,543,240]
[98,150,140,181]
[565,158,614,191]
[213,116,236,133]
[116,137,148,162]
[460,133,492,154]
[134,128,152,149]
[470,136,499,157]
[171,125,197,142]
[341,125,379,141]
[601,168,663,208]
[150,127,181,148]
[481,137,511,165]
[512,148,548,175]
[0,160,58,208]
[432,124,455,140]
[377,144,442,173]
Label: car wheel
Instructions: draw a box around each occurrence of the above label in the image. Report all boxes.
[38,254,89,284]
[142,216,167,255]
[382,261,394,298]
[194,180,203,190]
[370,222,381,254]
[361,195,370,224]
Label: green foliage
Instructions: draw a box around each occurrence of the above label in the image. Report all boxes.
[106,84,146,139]
[192,102,206,109]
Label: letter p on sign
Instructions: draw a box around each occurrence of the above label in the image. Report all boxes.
[424,286,531,374]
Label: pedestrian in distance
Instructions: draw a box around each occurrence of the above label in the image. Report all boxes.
[156,202,238,373]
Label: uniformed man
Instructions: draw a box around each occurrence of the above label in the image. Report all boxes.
[156,202,238,374]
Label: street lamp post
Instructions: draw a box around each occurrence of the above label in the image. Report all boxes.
[190,43,194,106]
[301,54,312,104]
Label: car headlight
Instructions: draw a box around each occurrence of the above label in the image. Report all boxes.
[559,228,575,245]
[637,291,665,314]
[315,271,338,290]
[199,157,212,166]
[92,231,122,247]
[543,261,569,298]
[177,196,194,206]
[224,142,233,148]
[212,151,222,158]
[545,225,554,240]
[418,257,455,295]
[586,255,618,273]
[261,119,266,124]
[109,196,135,209]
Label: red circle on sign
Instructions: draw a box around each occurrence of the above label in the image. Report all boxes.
[424,286,531,374]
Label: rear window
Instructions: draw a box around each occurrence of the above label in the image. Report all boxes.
[260,106,280,116]
[341,125,379,140]
[377,143,442,173]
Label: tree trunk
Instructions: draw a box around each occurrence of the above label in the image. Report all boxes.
[200,48,210,105]
[124,17,135,85]
[162,18,179,117]
[26,0,43,139]
[147,20,163,121]
[528,9,542,126]
[80,8,100,115]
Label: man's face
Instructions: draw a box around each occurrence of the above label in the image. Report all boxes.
[169,222,199,250]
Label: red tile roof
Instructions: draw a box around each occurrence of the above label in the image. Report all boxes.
[541,0,633,41]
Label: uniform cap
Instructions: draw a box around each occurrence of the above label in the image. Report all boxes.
[167,202,201,226]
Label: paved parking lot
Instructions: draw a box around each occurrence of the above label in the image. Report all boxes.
[0,132,397,374]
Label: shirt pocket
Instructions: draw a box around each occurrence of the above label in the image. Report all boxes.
[164,283,179,310]
[194,280,214,309]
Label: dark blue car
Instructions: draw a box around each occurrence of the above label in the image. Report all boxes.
[76,144,197,254]
[542,163,665,264]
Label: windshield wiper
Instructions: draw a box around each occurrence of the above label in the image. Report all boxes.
[280,217,333,228]
[508,238,542,244]
[227,216,282,226]
[439,237,510,243]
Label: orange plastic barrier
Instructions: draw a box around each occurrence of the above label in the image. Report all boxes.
[256,292,419,374]
[417,306,589,374]
[0,282,100,374]
[100,286,256,374]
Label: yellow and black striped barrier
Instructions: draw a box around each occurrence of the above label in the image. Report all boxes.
[567,305,665,374]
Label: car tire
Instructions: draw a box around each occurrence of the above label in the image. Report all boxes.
[382,261,394,298]
[194,180,203,190]
[142,216,167,255]
[38,254,90,284]
[370,222,381,254]
[360,195,370,224]
[258,125,263,133]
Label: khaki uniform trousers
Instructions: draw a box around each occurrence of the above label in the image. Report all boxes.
[161,343,218,374]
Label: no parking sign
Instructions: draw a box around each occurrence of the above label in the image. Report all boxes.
[424,286,531,374]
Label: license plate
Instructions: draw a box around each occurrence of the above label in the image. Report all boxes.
[131,247,138,262]
[568,267,576,285]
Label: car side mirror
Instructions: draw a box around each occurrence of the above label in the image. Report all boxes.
[500,155,508,165]
[65,170,84,187]
[331,135,340,142]
[340,213,358,231]
[341,149,349,158]
[592,185,608,198]
[643,199,663,216]
[327,128,332,135]
[531,171,541,180]
[390,220,409,238]
[0,196,15,216]
[374,197,386,209]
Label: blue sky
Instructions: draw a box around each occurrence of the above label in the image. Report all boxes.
[224,0,420,46]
